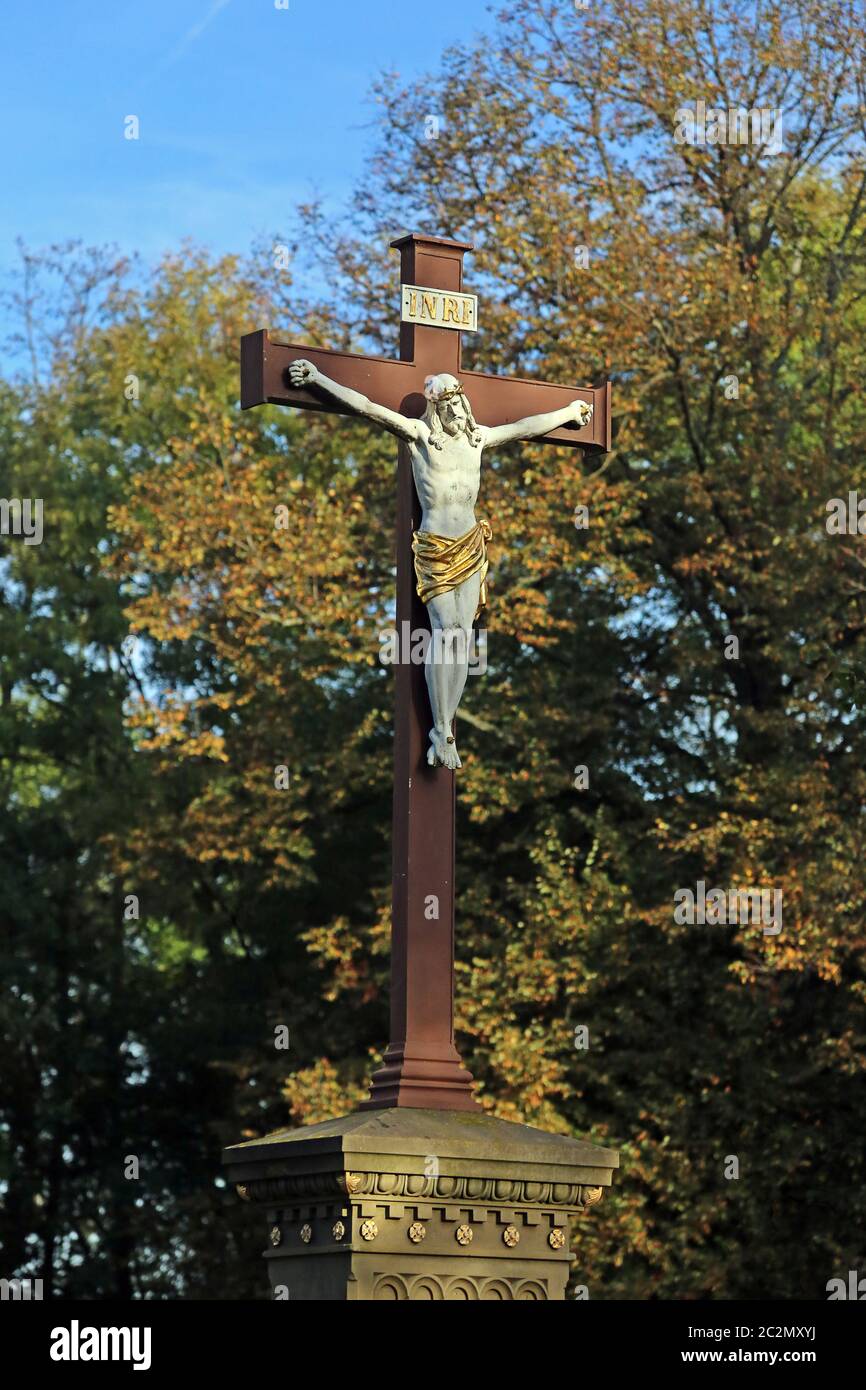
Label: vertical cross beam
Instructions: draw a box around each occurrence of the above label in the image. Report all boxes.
[362,235,479,1110]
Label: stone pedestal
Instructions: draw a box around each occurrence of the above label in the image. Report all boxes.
[224,1108,618,1301]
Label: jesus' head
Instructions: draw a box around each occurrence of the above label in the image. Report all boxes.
[423,373,482,449]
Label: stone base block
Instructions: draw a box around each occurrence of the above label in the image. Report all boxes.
[224,1107,618,1301]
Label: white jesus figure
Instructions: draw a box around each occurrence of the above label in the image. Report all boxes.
[288,360,592,769]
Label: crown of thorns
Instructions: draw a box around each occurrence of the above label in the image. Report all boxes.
[424,377,467,404]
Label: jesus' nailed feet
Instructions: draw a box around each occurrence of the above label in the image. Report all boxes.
[286,358,592,770]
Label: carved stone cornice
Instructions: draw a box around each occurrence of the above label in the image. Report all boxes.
[235,1171,605,1210]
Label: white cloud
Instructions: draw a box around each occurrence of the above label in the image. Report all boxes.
[160,0,233,72]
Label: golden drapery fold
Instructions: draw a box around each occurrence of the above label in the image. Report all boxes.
[412,518,492,621]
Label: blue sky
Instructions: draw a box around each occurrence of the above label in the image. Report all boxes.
[1,0,498,275]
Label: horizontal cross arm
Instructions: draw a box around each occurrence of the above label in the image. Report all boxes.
[240,330,420,417]
[241,330,612,452]
[462,369,611,452]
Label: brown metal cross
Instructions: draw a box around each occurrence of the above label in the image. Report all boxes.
[241,232,611,1111]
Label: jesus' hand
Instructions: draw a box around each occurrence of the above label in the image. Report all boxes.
[572,400,593,427]
[289,359,320,388]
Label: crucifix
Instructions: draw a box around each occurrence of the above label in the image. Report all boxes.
[241,233,611,1112]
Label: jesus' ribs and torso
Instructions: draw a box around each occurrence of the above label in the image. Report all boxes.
[288,359,592,770]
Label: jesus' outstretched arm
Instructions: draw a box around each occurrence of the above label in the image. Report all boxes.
[482,398,592,449]
[288,358,423,443]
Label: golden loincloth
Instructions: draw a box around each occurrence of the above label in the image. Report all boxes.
[412,519,492,621]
